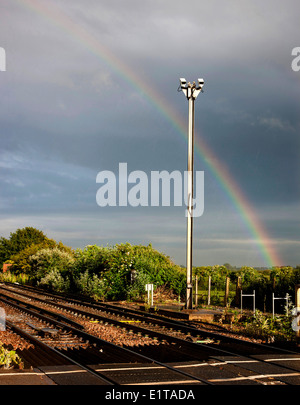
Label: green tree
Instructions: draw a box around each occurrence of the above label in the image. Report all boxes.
[72,245,111,276]
[236,266,259,285]
[271,266,297,297]
[0,237,12,265]
[9,240,56,274]
[0,227,48,266]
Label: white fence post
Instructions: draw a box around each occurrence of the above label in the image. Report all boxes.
[272,292,290,318]
[241,290,255,315]
[145,284,154,306]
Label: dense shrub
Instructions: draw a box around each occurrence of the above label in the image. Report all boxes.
[0,230,186,301]
[71,243,186,301]
[127,271,151,301]
[9,240,57,275]
[240,309,296,343]
[29,247,75,280]
[0,271,30,285]
[38,269,70,292]
[2,229,300,310]
[0,227,73,276]
[74,270,106,300]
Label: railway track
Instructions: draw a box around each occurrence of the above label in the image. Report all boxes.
[0,286,212,385]
[1,282,300,385]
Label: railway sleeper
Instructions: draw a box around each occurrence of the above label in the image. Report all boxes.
[25,322,61,338]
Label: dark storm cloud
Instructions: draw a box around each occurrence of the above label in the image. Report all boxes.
[0,0,299,266]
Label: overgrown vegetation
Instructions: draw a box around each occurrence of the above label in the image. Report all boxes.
[0,227,299,312]
[242,310,296,343]
[0,344,23,369]
[194,265,300,312]
[0,271,30,285]
[217,308,297,345]
[0,228,186,301]
[0,227,299,344]
[69,243,186,301]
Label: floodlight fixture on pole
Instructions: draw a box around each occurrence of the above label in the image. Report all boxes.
[179,78,204,310]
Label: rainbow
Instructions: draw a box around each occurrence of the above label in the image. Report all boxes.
[14,0,282,267]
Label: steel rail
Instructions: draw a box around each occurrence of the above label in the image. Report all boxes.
[2,283,300,384]
[3,283,298,356]
[0,292,84,330]
[1,292,213,385]
[5,319,116,385]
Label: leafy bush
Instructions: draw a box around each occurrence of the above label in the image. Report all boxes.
[72,243,186,301]
[127,271,152,301]
[271,267,300,298]
[0,345,23,369]
[2,237,185,301]
[74,270,106,300]
[9,240,57,275]
[0,226,73,277]
[72,245,110,276]
[38,268,70,292]
[241,309,296,343]
[235,266,260,285]
[29,247,75,281]
[0,271,30,284]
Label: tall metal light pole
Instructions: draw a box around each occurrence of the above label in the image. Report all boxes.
[179,78,204,309]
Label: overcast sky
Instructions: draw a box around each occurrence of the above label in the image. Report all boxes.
[0,0,299,267]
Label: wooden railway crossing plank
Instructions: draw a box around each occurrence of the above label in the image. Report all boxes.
[90,362,204,385]
[38,365,110,385]
[0,368,56,385]
[212,355,300,385]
